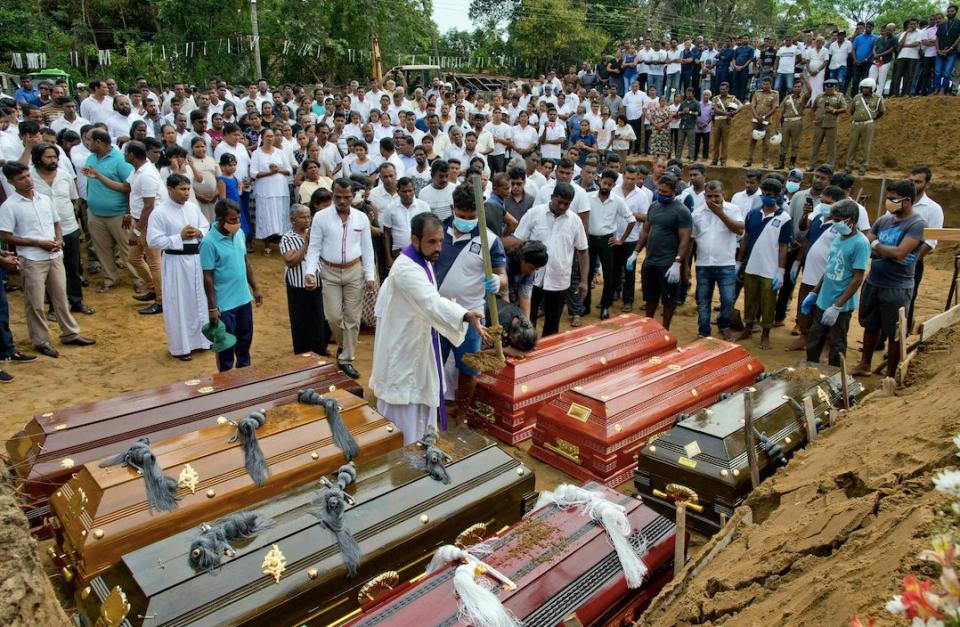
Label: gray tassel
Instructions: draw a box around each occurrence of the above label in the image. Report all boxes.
[99,437,179,513]
[228,411,270,486]
[189,511,274,572]
[309,463,361,577]
[409,430,452,484]
[298,388,360,460]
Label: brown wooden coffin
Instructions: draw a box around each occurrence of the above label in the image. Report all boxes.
[9,353,361,539]
[466,314,677,444]
[635,362,866,534]
[49,387,402,586]
[71,427,537,627]
[343,483,676,627]
[530,339,764,487]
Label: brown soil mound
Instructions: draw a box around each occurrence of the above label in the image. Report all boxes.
[644,324,960,626]
[725,95,959,178]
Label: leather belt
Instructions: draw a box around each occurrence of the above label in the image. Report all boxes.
[164,243,200,255]
[322,258,361,269]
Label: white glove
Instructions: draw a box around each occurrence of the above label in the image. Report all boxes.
[735,260,742,275]
[771,267,785,291]
[870,239,881,250]
[820,304,842,326]
[789,260,801,283]
[665,261,681,284]
[625,251,638,270]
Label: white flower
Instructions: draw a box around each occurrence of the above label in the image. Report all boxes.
[910,619,944,627]
[886,595,907,614]
[933,470,960,498]
[954,434,960,456]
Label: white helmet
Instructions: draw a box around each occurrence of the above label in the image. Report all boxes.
[859,78,876,91]
[752,129,766,141]
[726,101,740,111]
[768,133,782,145]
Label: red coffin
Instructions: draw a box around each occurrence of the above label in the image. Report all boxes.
[344,483,676,627]
[466,314,677,444]
[530,339,763,487]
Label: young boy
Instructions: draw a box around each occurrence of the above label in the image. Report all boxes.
[801,199,870,366]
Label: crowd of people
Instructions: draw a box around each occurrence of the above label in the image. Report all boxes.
[0,57,945,439]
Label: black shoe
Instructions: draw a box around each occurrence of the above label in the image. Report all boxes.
[133,292,157,302]
[80,277,89,288]
[138,303,163,315]
[1,351,38,363]
[338,362,360,379]
[174,354,193,361]
[63,336,96,347]
[0,369,12,383]
[599,308,610,320]
[36,344,60,358]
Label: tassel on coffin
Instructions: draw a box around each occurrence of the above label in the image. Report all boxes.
[98,437,179,513]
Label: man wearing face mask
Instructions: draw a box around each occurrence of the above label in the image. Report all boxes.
[737,178,791,349]
[147,174,211,361]
[850,179,927,382]
[586,170,636,320]
[624,173,692,330]
[800,199,870,367]
[435,184,507,415]
[788,185,845,351]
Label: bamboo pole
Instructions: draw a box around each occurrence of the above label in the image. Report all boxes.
[461,174,504,371]
[802,395,817,444]
[839,354,850,410]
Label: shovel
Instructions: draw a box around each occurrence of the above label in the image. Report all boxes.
[462,174,506,373]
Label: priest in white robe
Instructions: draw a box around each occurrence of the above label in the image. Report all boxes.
[370,213,488,444]
[147,173,211,360]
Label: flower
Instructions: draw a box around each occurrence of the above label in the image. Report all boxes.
[900,576,945,620]
[887,595,908,615]
[919,535,958,568]
[909,619,944,627]
[952,434,960,455]
[932,470,960,499]
[851,616,877,627]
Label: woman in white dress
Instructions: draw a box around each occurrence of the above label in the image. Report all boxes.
[187,136,220,224]
[804,36,831,106]
[250,128,292,254]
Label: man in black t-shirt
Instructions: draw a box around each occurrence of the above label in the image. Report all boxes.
[625,174,693,329]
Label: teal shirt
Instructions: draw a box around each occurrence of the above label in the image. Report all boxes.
[85,147,134,217]
[200,228,252,312]
[816,231,870,313]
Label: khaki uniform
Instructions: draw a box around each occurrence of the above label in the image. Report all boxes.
[778,91,805,166]
[747,90,779,164]
[846,93,885,173]
[710,94,741,165]
[807,92,845,168]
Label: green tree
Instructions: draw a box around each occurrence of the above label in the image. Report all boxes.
[509,0,610,74]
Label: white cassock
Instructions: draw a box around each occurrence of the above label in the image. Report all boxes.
[147,198,211,356]
[369,251,468,445]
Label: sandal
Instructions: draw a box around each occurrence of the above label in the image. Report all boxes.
[174,354,193,362]
[571,315,583,328]
[262,246,273,256]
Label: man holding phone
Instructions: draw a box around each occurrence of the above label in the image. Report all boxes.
[783,164,832,334]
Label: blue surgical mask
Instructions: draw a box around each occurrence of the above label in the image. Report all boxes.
[453,216,478,233]
[786,181,800,194]
[817,202,832,216]
[832,222,852,236]
[656,193,674,204]
[760,195,777,208]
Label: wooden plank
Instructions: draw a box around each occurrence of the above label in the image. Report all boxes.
[922,228,960,242]
[802,395,817,444]
[920,304,960,342]
[896,307,908,386]
[743,388,760,489]
[899,347,920,382]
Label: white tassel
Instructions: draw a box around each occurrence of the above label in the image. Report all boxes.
[534,484,648,588]
[453,564,519,627]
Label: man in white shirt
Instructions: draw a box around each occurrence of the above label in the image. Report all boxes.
[382,176,431,263]
[124,141,165,315]
[622,81,649,154]
[538,107,566,162]
[303,179,376,379]
[585,170,635,319]
[692,180,744,339]
[79,80,114,125]
[508,182,589,336]
[106,95,146,144]
[612,164,651,312]
[0,162,95,357]
[471,114,495,156]
[50,98,89,136]
[484,109,512,173]
[892,19,923,96]
[907,166,943,331]
[368,161,400,217]
[828,31,853,86]
[731,169,763,215]
[774,35,800,97]
[418,160,455,221]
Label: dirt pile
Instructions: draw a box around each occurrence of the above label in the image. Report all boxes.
[644,325,960,626]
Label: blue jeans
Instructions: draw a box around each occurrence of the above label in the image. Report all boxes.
[216,301,254,372]
[441,319,483,377]
[829,66,846,86]
[934,53,958,92]
[695,265,737,337]
[664,73,681,98]
[732,69,750,101]
[0,267,15,358]
[648,74,664,98]
[774,72,794,95]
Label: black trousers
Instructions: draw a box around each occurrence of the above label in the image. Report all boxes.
[613,242,637,305]
[286,284,331,355]
[488,154,506,173]
[628,118,644,154]
[907,258,924,332]
[806,307,851,367]
[694,132,710,160]
[61,229,84,309]
[775,246,800,322]
[531,286,566,337]
[586,234,616,311]
[891,58,917,96]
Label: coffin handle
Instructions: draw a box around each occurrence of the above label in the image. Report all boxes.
[357,570,399,605]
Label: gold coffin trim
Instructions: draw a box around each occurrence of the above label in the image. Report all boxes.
[566,402,591,423]
[358,570,399,605]
[545,439,581,464]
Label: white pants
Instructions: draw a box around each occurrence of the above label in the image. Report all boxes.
[869,63,892,96]
[377,400,435,445]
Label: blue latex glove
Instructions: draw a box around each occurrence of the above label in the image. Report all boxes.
[821,304,842,326]
[665,261,681,284]
[484,275,500,294]
[789,260,801,283]
[625,251,638,271]
[771,268,785,291]
[800,292,817,316]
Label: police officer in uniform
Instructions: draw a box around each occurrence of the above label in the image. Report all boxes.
[745,76,779,169]
[846,78,885,176]
[806,78,845,171]
[777,80,807,170]
[709,82,741,167]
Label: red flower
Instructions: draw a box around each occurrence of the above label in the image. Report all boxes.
[850,615,876,627]
[900,576,945,620]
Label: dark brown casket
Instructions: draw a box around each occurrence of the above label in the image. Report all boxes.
[530,339,764,487]
[8,353,361,539]
[71,427,537,627]
[343,483,676,627]
[634,362,866,534]
[49,387,401,586]
[467,314,677,444]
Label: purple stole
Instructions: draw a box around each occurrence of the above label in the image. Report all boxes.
[400,244,447,430]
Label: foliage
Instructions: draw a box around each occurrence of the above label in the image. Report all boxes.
[508,0,611,75]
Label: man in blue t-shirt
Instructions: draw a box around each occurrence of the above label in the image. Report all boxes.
[851,179,926,381]
[201,200,263,372]
[800,200,870,366]
[850,23,878,95]
[732,35,756,101]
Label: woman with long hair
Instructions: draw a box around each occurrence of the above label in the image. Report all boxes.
[250,128,291,254]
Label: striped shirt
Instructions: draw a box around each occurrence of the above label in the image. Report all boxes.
[279,230,317,288]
